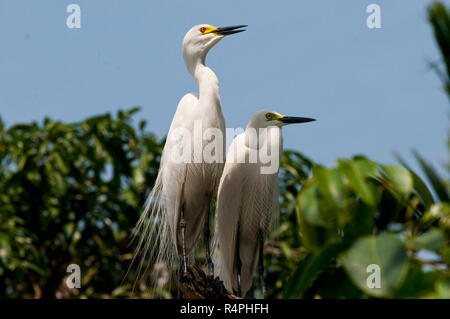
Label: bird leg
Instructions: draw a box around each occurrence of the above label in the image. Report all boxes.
[258,229,267,299]
[180,204,188,275]
[236,227,242,297]
[204,197,214,277]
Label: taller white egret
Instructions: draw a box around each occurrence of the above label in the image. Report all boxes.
[133,24,247,281]
[215,110,315,297]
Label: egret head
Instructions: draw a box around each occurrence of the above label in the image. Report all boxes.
[247,110,316,129]
[182,24,246,74]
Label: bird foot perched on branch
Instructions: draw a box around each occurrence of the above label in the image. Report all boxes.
[180,266,240,299]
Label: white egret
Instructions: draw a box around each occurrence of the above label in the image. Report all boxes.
[133,24,247,283]
[215,110,315,298]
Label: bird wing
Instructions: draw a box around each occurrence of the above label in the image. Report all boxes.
[167,92,223,254]
[159,93,199,252]
[238,168,278,296]
[214,134,247,292]
[132,93,198,280]
[167,93,199,134]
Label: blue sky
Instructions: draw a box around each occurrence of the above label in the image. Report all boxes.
[0,0,449,174]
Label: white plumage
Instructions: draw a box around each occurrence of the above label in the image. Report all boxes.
[132,24,246,284]
[215,110,315,297]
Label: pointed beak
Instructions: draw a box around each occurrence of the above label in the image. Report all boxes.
[279,116,316,124]
[213,25,247,36]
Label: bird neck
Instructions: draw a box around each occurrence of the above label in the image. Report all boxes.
[193,61,220,106]
[244,125,283,151]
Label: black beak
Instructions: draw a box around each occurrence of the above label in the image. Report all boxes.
[279,116,316,124]
[214,25,247,36]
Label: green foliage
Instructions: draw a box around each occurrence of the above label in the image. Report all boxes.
[272,155,450,299]
[428,2,450,97]
[282,240,347,298]
[0,113,448,299]
[0,108,164,298]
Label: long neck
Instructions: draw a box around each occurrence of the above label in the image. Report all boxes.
[193,62,220,106]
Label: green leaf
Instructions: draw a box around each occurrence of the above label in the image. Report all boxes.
[428,2,450,96]
[395,261,444,298]
[413,150,449,202]
[338,159,379,206]
[352,156,378,177]
[297,184,328,227]
[313,166,346,207]
[394,153,435,208]
[339,233,408,297]
[410,170,436,209]
[343,201,375,238]
[381,165,413,198]
[282,241,347,298]
[421,203,450,233]
[407,229,446,252]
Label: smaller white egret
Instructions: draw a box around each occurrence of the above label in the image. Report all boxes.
[214,110,315,298]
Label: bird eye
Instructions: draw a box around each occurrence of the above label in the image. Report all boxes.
[265,113,272,120]
[199,27,207,33]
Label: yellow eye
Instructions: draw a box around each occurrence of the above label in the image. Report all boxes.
[265,113,273,120]
[199,27,207,33]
